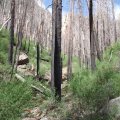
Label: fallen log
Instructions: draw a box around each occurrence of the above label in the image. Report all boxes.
[15,74,50,96]
[15,73,26,82]
[31,85,48,96]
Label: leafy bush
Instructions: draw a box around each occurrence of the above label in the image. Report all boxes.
[70,42,120,119]
[0,29,10,65]
[0,52,7,64]
[0,81,32,120]
[0,29,9,53]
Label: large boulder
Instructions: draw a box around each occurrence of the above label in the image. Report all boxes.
[108,97,120,119]
[17,53,29,65]
[101,97,120,119]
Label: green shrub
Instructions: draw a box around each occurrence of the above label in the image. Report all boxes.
[0,29,9,53]
[70,42,120,119]
[0,52,7,64]
[0,29,10,65]
[0,81,32,120]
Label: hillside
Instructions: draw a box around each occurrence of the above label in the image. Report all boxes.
[0,28,78,120]
[1,0,120,120]
[1,28,120,120]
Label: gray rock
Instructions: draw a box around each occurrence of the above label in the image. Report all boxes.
[108,97,120,119]
[40,117,48,120]
[17,53,29,65]
[101,97,120,119]
[22,118,36,120]
[31,107,42,117]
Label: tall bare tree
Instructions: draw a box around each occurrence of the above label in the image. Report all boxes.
[9,0,15,64]
[67,0,74,79]
[36,42,40,77]
[89,0,96,70]
[111,0,117,42]
[51,0,62,100]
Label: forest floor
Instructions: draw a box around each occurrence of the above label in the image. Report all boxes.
[0,29,80,120]
[1,29,120,120]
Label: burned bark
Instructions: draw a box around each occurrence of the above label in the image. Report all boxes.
[51,0,62,100]
[89,0,96,70]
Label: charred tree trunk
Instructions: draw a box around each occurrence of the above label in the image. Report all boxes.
[36,42,40,76]
[89,0,96,70]
[51,0,62,100]
[27,38,31,53]
[9,0,15,64]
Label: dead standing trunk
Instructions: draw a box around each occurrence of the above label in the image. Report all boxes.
[36,42,40,76]
[9,0,15,64]
[51,0,62,100]
[67,0,74,80]
[94,20,101,61]
[111,0,117,42]
[89,0,96,70]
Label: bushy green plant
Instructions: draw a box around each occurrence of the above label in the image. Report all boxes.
[70,42,120,119]
[0,81,33,120]
[0,52,7,64]
[0,29,9,53]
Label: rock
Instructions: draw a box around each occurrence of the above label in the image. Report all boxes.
[40,109,47,118]
[31,107,42,117]
[101,97,120,119]
[22,107,42,120]
[17,64,35,76]
[44,72,51,82]
[17,53,29,65]
[44,67,68,82]
[108,97,120,119]
[62,81,68,89]
[17,66,34,76]
[62,67,67,80]
[18,65,27,69]
[22,118,36,120]
[40,117,48,120]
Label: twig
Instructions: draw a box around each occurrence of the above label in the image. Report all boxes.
[46,4,52,10]
[109,50,113,62]
[0,17,11,31]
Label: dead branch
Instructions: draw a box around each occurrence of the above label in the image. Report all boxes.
[46,4,52,10]
[0,17,11,31]
[109,50,113,62]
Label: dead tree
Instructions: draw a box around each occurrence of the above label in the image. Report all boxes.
[9,0,15,64]
[36,42,40,76]
[67,0,74,79]
[111,0,117,42]
[95,19,101,61]
[89,0,96,70]
[51,0,62,100]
